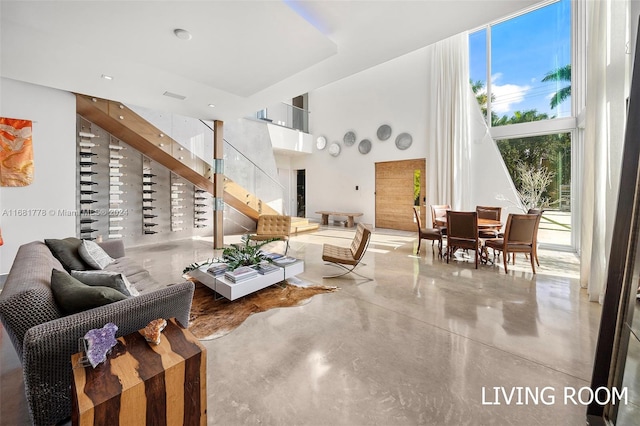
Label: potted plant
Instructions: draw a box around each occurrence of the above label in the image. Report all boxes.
[183,234,278,274]
[220,234,278,270]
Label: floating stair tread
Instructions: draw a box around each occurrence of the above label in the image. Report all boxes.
[291,219,319,234]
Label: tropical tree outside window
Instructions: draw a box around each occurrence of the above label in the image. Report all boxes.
[470,0,572,127]
[469,0,573,247]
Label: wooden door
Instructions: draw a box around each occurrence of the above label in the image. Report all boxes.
[375,159,426,231]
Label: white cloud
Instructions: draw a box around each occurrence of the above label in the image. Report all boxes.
[489,73,531,114]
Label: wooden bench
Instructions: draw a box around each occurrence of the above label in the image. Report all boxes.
[316,211,363,228]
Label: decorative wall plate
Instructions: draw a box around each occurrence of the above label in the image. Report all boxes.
[316,136,327,150]
[343,131,356,147]
[377,124,392,141]
[395,132,413,150]
[329,142,341,157]
[358,139,372,154]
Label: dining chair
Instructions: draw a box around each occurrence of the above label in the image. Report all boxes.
[413,207,442,257]
[476,206,502,239]
[484,213,542,274]
[430,204,450,235]
[526,208,544,266]
[446,210,479,269]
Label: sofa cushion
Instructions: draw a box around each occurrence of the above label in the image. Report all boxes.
[101,257,159,292]
[103,257,147,277]
[44,238,89,271]
[122,270,158,293]
[51,269,127,315]
[78,239,114,269]
[70,270,136,297]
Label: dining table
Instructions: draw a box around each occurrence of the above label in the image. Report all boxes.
[435,217,502,230]
[435,217,502,264]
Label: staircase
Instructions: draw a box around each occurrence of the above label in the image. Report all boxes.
[76,94,279,221]
[291,217,319,234]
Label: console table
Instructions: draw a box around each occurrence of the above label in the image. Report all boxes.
[188,258,304,301]
[316,211,363,228]
[71,318,206,426]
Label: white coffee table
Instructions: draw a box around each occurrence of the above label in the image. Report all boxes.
[189,259,304,301]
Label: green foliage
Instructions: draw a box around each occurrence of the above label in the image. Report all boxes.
[221,234,278,271]
[470,79,491,119]
[182,235,280,274]
[496,132,571,208]
[470,64,571,123]
[469,68,572,209]
[493,109,549,127]
[542,65,571,109]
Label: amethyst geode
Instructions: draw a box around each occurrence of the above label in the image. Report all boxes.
[84,322,118,368]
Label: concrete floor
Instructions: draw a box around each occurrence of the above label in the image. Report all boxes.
[1,226,601,425]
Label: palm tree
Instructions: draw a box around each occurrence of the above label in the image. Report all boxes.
[542,65,571,109]
[470,79,497,123]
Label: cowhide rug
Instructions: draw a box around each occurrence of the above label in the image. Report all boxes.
[188,281,338,340]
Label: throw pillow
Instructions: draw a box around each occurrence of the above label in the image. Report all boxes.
[121,274,140,297]
[70,270,133,297]
[51,269,127,315]
[45,238,89,271]
[78,239,114,270]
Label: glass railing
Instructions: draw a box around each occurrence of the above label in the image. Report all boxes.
[222,140,286,214]
[251,102,309,132]
[128,105,287,215]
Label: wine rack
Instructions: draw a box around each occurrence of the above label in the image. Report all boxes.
[194,186,209,229]
[75,118,217,246]
[170,173,185,231]
[78,122,98,240]
[108,136,125,239]
[142,157,158,235]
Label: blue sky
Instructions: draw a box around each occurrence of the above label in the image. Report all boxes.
[469,0,571,119]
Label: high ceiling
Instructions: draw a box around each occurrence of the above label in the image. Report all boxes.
[0,0,542,121]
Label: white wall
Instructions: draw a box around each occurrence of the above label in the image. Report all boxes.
[468,86,523,217]
[294,48,429,226]
[268,124,313,154]
[294,44,518,227]
[0,78,77,274]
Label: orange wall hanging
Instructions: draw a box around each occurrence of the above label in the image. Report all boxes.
[0,117,34,186]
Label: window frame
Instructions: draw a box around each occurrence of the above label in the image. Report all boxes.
[469,0,581,251]
[471,0,573,135]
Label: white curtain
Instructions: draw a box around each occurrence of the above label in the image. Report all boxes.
[581,0,629,302]
[425,32,472,212]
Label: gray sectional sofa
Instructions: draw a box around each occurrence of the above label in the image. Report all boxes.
[0,239,195,426]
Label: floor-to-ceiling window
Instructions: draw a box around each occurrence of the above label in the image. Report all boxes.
[469,0,575,249]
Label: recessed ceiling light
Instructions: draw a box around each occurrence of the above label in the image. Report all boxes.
[208,104,216,108]
[101,74,113,80]
[173,29,192,41]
